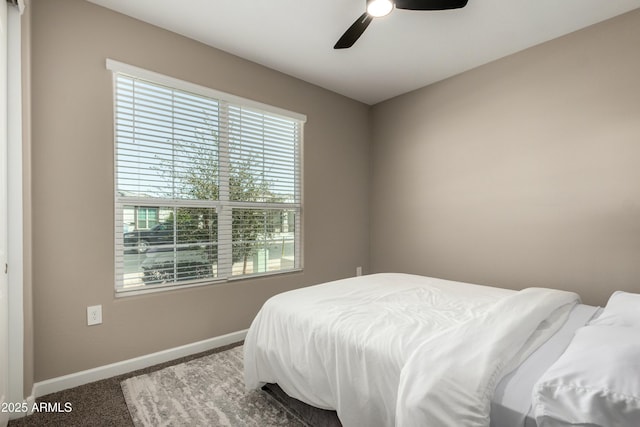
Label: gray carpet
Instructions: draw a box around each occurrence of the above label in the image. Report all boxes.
[121,345,306,426]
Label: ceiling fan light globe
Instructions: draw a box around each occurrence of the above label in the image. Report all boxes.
[367,0,394,17]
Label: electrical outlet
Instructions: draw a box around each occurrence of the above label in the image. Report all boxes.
[87,305,102,326]
[356,266,363,276]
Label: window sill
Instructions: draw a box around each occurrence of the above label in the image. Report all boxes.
[114,268,304,298]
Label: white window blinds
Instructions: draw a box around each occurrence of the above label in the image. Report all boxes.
[228,106,300,203]
[109,60,305,293]
[115,75,220,201]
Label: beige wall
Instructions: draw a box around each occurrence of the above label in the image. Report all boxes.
[29,0,370,382]
[370,10,640,306]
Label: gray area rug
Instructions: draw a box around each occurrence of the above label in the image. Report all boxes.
[121,345,307,426]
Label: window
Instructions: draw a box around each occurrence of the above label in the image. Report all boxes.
[109,60,305,293]
[135,207,159,230]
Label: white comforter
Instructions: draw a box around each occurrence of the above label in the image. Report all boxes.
[244,273,579,427]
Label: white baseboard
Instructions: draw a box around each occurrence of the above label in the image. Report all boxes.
[31,329,247,399]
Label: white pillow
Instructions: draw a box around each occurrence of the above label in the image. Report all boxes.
[590,291,640,327]
[533,325,640,427]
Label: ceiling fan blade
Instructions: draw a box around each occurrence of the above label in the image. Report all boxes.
[334,12,374,49]
[395,0,468,10]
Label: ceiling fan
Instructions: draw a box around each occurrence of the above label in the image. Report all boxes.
[334,0,469,49]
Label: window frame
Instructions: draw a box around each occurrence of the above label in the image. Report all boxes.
[108,59,305,296]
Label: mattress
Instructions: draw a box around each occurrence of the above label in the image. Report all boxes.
[490,304,600,427]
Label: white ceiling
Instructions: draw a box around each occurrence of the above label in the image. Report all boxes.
[87,0,640,105]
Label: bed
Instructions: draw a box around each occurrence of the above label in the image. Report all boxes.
[244,273,640,427]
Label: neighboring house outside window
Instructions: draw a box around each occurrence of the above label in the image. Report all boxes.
[135,206,159,230]
[108,60,305,294]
